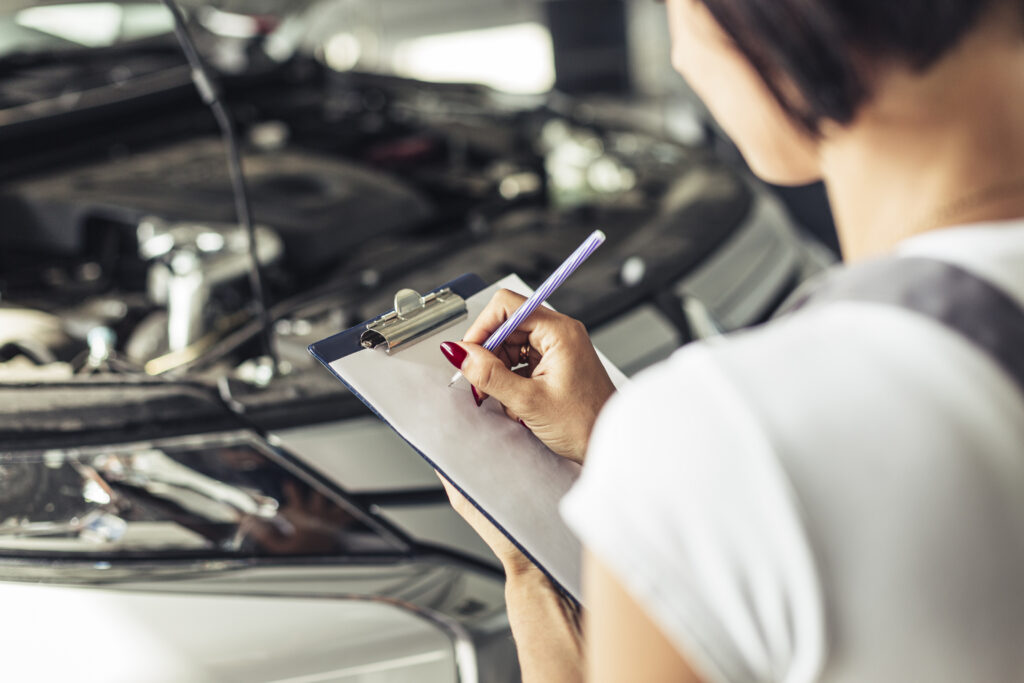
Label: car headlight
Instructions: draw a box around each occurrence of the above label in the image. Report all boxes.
[0,431,404,558]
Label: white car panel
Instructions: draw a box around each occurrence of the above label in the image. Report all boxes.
[0,581,458,683]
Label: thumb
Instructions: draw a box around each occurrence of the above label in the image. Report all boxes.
[445,342,531,410]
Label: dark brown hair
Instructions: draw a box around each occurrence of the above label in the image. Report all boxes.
[698,0,1008,134]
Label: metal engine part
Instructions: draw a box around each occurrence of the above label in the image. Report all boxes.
[0,307,76,379]
[0,307,69,360]
[137,216,284,352]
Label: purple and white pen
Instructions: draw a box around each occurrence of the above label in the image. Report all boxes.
[448,229,607,388]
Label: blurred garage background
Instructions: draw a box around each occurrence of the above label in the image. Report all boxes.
[0,1,836,681]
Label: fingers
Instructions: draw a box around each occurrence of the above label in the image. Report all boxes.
[502,371,535,427]
[462,289,528,345]
[513,366,535,379]
[455,341,538,413]
[462,289,564,354]
[436,470,474,518]
[436,470,455,499]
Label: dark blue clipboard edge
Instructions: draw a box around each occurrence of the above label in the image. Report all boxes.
[308,273,581,604]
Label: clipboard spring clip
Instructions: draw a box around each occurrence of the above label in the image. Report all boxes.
[360,287,467,352]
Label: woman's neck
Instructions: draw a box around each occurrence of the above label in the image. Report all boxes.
[819,4,1024,262]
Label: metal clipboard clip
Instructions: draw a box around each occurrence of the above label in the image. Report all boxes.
[360,287,468,352]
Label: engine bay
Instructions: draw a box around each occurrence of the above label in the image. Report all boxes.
[0,45,810,449]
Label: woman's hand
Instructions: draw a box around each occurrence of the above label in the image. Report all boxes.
[440,288,616,464]
[437,472,584,683]
[436,471,534,577]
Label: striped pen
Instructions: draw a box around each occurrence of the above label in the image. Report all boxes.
[448,229,607,387]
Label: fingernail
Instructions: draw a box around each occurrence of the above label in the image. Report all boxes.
[440,342,467,369]
[471,386,483,407]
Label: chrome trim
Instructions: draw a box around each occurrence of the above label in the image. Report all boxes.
[361,287,468,352]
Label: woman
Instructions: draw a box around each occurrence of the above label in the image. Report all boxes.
[437,1,1024,681]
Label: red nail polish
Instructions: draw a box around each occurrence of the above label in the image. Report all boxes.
[471,386,483,407]
[518,419,529,429]
[440,342,467,369]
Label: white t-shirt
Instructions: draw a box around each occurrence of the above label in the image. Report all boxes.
[561,222,1024,683]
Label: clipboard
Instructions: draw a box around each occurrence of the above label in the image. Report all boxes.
[309,273,628,602]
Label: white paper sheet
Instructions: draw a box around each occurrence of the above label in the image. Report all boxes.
[330,274,627,601]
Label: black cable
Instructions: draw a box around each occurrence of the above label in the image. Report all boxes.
[160,0,279,371]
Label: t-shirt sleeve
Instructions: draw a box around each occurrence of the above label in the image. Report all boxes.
[560,345,826,683]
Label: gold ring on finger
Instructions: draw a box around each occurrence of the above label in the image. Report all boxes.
[518,344,532,366]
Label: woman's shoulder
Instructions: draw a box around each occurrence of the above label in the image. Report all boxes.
[603,279,1024,474]
[566,324,836,683]
[566,234,1024,683]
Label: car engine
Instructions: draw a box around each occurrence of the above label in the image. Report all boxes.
[0,45,825,436]
[0,17,835,683]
